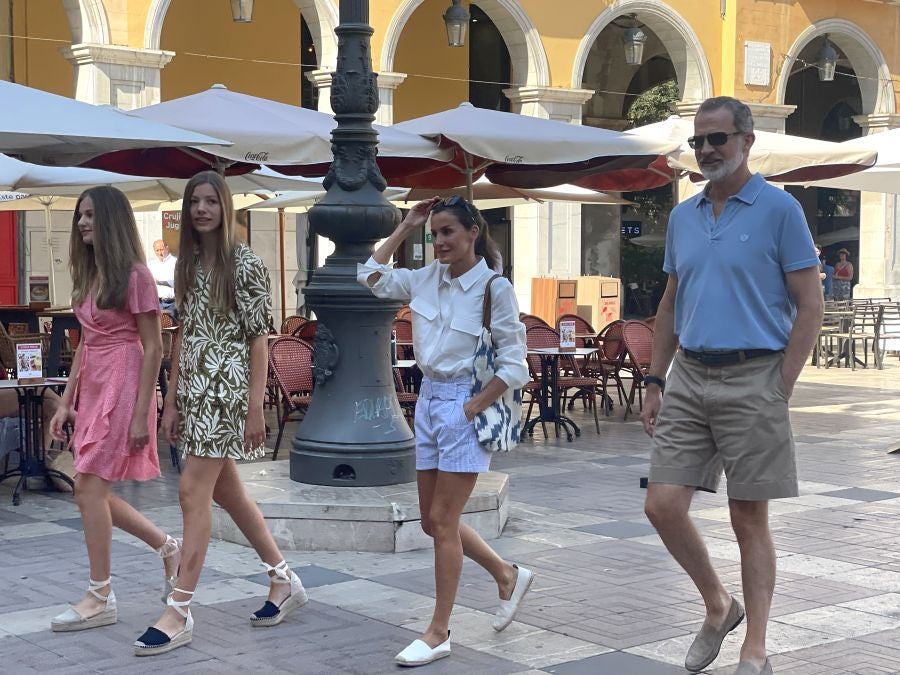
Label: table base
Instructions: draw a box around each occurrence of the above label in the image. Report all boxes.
[523,413,581,442]
[0,456,74,506]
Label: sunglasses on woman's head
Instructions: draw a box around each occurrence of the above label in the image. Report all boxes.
[686,131,743,150]
[431,195,478,223]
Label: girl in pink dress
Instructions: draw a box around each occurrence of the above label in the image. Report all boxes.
[48,186,183,633]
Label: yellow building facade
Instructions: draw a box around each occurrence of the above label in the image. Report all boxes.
[6,0,900,307]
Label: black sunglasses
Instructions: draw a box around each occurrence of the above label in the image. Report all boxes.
[431,195,478,223]
[687,131,744,150]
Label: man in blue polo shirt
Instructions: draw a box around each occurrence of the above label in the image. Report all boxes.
[641,97,823,675]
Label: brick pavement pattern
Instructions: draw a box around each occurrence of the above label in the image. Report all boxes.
[2,363,900,674]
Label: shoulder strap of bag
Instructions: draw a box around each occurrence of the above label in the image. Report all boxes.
[482,274,502,331]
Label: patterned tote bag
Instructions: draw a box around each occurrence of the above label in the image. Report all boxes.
[471,274,522,452]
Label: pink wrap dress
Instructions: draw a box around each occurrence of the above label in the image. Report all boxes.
[72,264,161,481]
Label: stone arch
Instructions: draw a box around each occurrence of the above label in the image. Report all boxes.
[144,0,336,68]
[777,19,895,115]
[62,0,110,44]
[572,0,713,103]
[380,0,550,86]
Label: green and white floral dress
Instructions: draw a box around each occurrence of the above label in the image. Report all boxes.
[177,244,272,460]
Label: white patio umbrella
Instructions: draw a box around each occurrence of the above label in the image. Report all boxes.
[627,116,877,183]
[87,85,451,180]
[391,102,680,197]
[786,130,900,194]
[0,154,324,302]
[0,80,230,165]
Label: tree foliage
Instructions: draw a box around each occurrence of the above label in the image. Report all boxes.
[626,79,679,128]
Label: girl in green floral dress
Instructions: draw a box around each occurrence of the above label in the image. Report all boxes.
[134,171,307,657]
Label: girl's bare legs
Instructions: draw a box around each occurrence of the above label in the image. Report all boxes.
[108,494,176,577]
[418,470,518,605]
[212,459,292,605]
[70,473,113,616]
[151,455,225,637]
[417,471,513,648]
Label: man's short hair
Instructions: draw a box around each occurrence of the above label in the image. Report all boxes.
[697,97,754,134]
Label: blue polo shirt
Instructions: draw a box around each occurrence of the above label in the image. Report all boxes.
[663,173,818,351]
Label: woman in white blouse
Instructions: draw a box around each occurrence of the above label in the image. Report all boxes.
[358,196,532,668]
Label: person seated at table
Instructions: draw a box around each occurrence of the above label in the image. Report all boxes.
[358,196,531,668]
[148,240,177,318]
[0,373,62,464]
[48,186,182,634]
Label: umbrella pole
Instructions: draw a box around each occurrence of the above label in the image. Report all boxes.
[278,207,286,326]
[464,154,475,202]
[41,199,58,306]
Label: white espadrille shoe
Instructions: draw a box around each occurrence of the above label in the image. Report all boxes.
[51,578,117,632]
[155,534,182,604]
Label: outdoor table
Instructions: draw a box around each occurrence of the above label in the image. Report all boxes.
[523,347,597,442]
[0,377,73,505]
[0,305,42,333]
[820,310,857,368]
[38,309,80,377]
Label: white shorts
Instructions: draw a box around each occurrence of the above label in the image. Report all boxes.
[415,377,492,473]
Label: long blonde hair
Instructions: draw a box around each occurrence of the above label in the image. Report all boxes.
[175,171,238,313]
[69,186,145,309]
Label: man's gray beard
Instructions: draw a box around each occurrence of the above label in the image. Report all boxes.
[699,152,745,182]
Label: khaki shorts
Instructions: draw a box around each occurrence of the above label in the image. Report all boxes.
[649,351,798,500]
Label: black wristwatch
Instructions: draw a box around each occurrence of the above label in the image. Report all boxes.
[644,375,665,392]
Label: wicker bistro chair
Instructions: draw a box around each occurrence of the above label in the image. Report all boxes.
[268,337,315,461]
[291,319,318,342]
[525,325,601,434]
[392,318,414,360]
[393,367,418,429]
[395,305,412,321]
[0,322,48,378]
[582,320,628,415]
[280,314,307,335]
[520,314,551,331]
[620,320,654,420]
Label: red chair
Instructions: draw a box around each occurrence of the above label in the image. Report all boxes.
[621,320,654,420]
[521,314,551,331]
[584,320,628,415]
[280,315,307,335]
[393,367,417,429]
[292,320,318,342]
[392,318,414,360]
[525,325,600,433]
[395,305,412,320]
[268,337,315,460]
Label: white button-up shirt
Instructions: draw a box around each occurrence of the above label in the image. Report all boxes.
[357,256,529,389]
[148,253,177,301]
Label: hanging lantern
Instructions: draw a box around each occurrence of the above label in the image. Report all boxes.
[443,0,470,48]
[230,0,254,23]
[817,35,838,82]
[622,17,647,66]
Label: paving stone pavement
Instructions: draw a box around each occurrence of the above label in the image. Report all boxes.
[3,362,900,674]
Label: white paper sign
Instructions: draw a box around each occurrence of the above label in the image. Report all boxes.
[16,343,43,380]
[559,320,576,352]
[744,41,771,86]
[413,243,423,261]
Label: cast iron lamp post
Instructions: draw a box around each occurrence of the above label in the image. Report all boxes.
[290,0,416,486]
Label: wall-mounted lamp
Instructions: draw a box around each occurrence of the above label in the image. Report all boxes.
[230,0,253,23]
[444,0,470,48]
[817,34,838,82]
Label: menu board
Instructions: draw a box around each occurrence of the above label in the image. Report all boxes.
[16,343,43,382]
[559,320,576,352]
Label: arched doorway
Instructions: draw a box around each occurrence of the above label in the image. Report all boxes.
[575,4,710,316]
[779,22,894,292]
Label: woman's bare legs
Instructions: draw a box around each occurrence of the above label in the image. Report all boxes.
[70,473,113,616]
[417,470,516,648]
[150,455,225,637]
[418,470,517,604]
[212,459,292,605]
[108,494,175,576]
